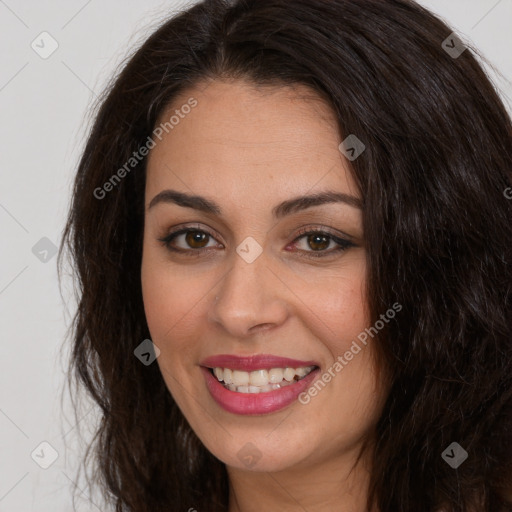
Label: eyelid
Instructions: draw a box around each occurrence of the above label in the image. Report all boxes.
[288,227,356,258]
[160,223,222,241]
[157,223,223,252]
[158,222,357,256]
[292,224,357,244]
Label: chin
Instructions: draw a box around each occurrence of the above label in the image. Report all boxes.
[205,430,318,473]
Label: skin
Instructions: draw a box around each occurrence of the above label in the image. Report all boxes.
[141,78,387,512]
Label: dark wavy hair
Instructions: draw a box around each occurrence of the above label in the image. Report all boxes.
[58,0,512,510]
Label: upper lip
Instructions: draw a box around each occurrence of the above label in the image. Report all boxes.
[200,353,319,372]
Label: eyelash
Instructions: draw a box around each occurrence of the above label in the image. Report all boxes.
[157,224,356,259]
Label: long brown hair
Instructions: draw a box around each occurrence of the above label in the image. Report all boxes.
[59,0,512,510]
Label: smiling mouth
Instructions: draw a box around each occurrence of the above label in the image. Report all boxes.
[209,366,317,393]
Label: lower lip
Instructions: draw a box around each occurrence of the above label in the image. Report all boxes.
[201,366,320,415]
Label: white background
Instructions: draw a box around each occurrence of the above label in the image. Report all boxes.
[0,1,511,510]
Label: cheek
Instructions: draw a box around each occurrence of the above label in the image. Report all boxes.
[322,274,366,333]
[317,269,384,429]
[141,258,208,405]
[142,271,190,332]
[142,247,368,348]
[140,248,218,362]
[290,256,368,351]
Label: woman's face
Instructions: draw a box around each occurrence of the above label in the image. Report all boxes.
[141,79,385,473]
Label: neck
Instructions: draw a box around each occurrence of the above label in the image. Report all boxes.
[226,445,376,512]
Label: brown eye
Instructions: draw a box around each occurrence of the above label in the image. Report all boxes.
[290,228,356,259]
[306,233,330,251]
[185,230,210,248]
[159,225,355,259]
[158,227,220,253]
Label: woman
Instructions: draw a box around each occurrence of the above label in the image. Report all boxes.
[59,0,512,510]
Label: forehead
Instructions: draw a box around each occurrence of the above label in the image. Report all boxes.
[145,79,359,207]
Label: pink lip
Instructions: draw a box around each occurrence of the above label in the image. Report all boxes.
[200,353,319,372]
[201,365,320,415]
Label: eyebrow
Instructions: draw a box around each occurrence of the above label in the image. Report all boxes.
[148,189,362,218]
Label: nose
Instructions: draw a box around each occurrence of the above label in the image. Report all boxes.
[208,248,289,339]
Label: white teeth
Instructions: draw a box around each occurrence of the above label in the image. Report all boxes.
[283,368,295,382]
[224,368,233,385]
[249,370,268,386]
[212,365,316,393]
[232,370,249,386]
[268,368,284,383]
[295,367,308,378]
